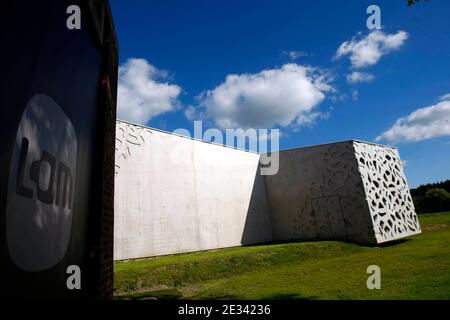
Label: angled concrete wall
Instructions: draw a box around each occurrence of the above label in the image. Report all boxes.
[114,120,272,260]
[265,141,421,245]
[353,141,421,243]
[264,141,375,244]
[114,121,421,260]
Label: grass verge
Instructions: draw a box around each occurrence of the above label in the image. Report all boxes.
[114,212,450,300]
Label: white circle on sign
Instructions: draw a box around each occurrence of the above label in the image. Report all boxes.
[6,94,78,272]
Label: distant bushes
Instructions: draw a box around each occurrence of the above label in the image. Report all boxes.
[411,180,450,214]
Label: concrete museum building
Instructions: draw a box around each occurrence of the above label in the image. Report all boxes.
[113,120,421,261]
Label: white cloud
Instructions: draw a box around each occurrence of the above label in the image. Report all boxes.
[346,71,375,84]
[117,58,182,124]
[440,93,450,101]
[191,64,334,129]
[335,30,409,68]
[257,129,282,142]
[297,111,331,127]
[376,100,450,143]
[184,105,197,121]
[351,89,359,101]
[286,51,309,60]
[330,93,348,103]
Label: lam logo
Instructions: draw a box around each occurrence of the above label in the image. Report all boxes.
[6,94,78,272]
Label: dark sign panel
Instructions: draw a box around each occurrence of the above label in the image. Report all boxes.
[0,0,118,299]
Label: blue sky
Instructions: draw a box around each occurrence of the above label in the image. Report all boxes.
[109,0,450,187]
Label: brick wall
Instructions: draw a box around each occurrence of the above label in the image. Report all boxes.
[95,0,118,299]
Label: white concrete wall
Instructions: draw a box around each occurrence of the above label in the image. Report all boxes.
[114,120,272,260]
[264,141,376,244]
[264,141,421,245]
[353,142,421,243]
[114,121,421,260]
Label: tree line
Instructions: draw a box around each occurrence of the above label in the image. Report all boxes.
[410,180,450,214]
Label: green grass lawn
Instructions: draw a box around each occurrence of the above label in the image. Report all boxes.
[114,212,450,300]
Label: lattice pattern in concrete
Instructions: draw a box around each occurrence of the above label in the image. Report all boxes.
[115,121,152,175]
[354,142,421,243]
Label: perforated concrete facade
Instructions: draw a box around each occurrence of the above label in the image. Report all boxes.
[265,141,421,245]
[114,120,421,260]
[354,141,421,243]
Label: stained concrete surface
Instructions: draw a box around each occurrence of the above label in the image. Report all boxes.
[114,120,421,260]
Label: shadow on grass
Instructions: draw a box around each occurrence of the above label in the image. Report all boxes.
[197,293,242,300]
[241,236,412,249]
[198,293,317,300]
[114,288,183,300]
[260,293,318,300]
[377,239,409,247]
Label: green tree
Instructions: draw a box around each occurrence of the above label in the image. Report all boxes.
[422,188,450,213]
